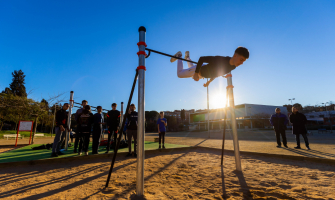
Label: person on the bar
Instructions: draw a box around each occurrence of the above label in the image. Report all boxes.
[170,47,249,87]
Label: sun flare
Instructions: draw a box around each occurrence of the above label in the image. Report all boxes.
[209,93,227,109]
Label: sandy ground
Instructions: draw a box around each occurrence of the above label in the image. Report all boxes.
[0,149,334,200]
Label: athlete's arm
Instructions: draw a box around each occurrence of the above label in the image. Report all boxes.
[203,78,215,87]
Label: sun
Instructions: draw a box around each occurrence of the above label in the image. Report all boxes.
[209,92,227,109]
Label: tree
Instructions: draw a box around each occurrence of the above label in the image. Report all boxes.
[10,69,27,97]
[1,87,12,94]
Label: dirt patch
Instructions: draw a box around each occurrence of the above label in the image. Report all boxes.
[0,149,334,199]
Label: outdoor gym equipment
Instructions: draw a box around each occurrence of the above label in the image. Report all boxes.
[105,26,242,197]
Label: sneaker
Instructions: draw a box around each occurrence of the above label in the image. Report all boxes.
[85,152,89,156]
[51,153,58,157]
[170,51,182,63]
[78,152,82,155]
[57,151,64,155]
[126,153,132,157]
[162,145,166,149]
[306,147,311,150]
[185,51,190,60]
[284,145,288,148]
[276,145,281,148]
[294,146,301,149]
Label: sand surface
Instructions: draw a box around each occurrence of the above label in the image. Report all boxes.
[0,149,334,200]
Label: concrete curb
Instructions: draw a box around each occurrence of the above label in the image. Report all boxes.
[0,146,334,168]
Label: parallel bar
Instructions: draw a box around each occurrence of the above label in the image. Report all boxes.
[221,87,229,165]
[137,26,146,196]
[226,73,242,171]
[105,70,139,187]
[145,48,198,64]
[73,102,109,112]
[65,91,74,151]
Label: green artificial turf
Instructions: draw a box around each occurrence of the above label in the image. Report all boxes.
[0,141,189,164]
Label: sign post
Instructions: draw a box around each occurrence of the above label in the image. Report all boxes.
[15,121,34,147]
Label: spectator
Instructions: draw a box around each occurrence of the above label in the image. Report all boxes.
[51,103,70,157]
[126,104,138,157]
[157,111,167,149]
[92,106,105,154]
[270,108,288,148]
[106,103,120,153]
[74,100,88,153]
[78,105,94,155]
[289,106,310,150]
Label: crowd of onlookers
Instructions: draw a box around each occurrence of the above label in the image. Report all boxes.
[270,106,310,150]
[51,100,311,158]
[51,100,167,158]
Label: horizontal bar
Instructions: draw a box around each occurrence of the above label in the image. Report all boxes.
[145,48,198,64]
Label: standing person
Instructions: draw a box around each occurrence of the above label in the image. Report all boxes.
[290,106,310,150]
[157,112,167,149]
[270,108,289,148]
[92,106,105,154]
[126,104,138,157]
[78,105,94,155]
[74,100,88,153]
[106,103,120,153]
[170,47,249,87]
[51,103,70,157]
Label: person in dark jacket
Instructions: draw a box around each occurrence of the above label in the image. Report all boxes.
[289,106,310,150]
[126,104,138,157]
[270,108,288,148]
[51,103,70,157]
[92,106,105,154]
[78,105,94,155]
[106,103,120,153]
[74,100,88,153]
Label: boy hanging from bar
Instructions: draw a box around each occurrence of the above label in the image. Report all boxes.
[170,47,249,87]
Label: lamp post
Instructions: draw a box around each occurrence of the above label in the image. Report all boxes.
[288,98,295,105]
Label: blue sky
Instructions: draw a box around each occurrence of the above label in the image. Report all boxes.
[0,0,334,112]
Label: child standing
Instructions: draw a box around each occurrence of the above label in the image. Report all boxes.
[157,112,167,149]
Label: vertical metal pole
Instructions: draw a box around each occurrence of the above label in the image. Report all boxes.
[120,102,124,127]
[65,91,74,151]
[52,103,57,137]
[207,78,210,138]
[137,26,146,196]
[226,73,242,171]
[121,102,124,140]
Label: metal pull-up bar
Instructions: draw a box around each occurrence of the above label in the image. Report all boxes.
[145,48,198,64]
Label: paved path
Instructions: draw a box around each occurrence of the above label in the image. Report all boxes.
[146,130,335,161]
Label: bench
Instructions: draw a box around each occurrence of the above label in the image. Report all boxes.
[318,129,328,134]
[3,134,24,140]
[34,133,45,137]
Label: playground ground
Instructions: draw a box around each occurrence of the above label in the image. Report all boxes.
[0,129,334,199]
